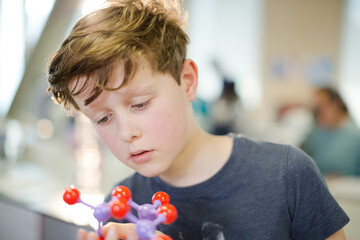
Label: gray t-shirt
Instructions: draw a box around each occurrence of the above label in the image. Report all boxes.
[107,135,349,239]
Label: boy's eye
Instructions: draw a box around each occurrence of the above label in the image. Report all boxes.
[132,99,150,110]
[96,116,110,125]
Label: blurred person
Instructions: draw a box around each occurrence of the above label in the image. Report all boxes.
[301,87,360,176]
[209,59,244,135]
[210,79,242,135]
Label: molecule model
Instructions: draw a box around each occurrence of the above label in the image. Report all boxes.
[63,185,177,240]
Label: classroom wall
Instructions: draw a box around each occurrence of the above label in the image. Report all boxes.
[262,0,344,109]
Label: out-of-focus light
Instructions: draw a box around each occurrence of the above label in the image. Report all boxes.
[74,114,102,192]
[349,0,360,27]
[25,0,55,17]
[0,0,25,117]
[25,0,55,45]
[36,119,54,139]
[4,119,25,161]
[82,0,106,15]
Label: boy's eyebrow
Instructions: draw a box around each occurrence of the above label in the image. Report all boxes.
[81,81,156,115]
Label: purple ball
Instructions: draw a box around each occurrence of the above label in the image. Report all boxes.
[138,203,157,220]
[93,202,111,222]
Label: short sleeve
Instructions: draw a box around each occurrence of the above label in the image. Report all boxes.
[286,147,349,240]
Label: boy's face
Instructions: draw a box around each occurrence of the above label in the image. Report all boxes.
[70,58,196,177]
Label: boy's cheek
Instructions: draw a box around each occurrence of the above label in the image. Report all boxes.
[146,110,178,133]
[97,130,126,157]
[146,112,188,144]
[147,115,171,134]
[97,129,115,145]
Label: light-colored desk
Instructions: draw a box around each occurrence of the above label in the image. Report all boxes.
[0,151,133,240]
[0,161,87,240]
[326,177,360,240]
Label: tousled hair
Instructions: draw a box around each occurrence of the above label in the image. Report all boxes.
[47,0,189,111]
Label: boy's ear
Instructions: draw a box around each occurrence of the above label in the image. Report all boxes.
[181,59,198,102]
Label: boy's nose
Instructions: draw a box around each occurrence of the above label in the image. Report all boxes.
[118,118,142,143]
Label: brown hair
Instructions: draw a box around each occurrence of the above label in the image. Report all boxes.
[316,87,348,114]
[47,0,189,111]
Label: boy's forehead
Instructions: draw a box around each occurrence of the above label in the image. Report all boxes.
[69,61,126,100]
[68,57,155,109]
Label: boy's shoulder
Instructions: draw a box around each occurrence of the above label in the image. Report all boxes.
[233,134,321,182]
[233,134,312,166]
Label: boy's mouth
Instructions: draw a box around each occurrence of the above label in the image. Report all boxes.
[130,150,149,156]
[129,150,153,164]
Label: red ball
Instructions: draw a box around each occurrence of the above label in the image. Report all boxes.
[157,203,177,224]
[111,186,132,201]
[156,235,172,240]
[63,186,80,205]
[152,191,170,205]
[109,198,130,219]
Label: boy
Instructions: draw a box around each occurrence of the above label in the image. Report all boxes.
[47,0,349,239]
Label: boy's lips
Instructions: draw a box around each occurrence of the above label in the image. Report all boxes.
[129,150,153,164]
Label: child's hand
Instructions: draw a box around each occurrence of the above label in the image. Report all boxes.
[76,223,137,240]
[77,228,101,240]
[76,222,170,240]
[101,222,138,240]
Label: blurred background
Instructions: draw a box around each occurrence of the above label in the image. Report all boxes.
[1,0,360,239]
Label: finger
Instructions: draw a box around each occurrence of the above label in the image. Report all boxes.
[126,231,139,240]
[87,231,100,240]
[155,235,172,240]
[104,228,118,240]
[77,229,87,240]
[101,222,137,239]
[155,230,173,240]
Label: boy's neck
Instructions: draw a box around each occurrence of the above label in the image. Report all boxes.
[158,127,233,188]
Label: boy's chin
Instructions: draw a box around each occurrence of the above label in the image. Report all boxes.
[133,161,171,178]
[137,168,163,178]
